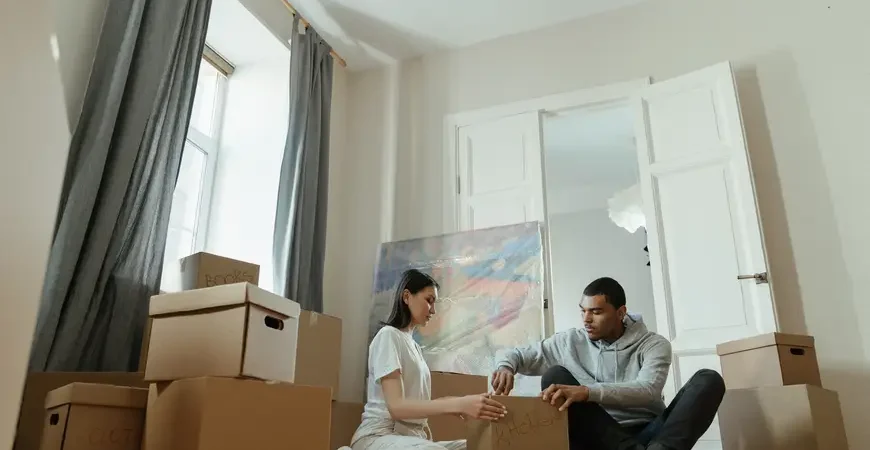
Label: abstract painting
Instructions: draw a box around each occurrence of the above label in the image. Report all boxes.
[369,222,546,378]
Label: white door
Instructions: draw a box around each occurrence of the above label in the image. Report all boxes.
[635,62,778,447]
[455,111,545,231]
[454,111,549,394]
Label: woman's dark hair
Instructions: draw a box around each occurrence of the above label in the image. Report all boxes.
[383,269,440,329]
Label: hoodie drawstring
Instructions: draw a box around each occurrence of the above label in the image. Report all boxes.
[596,346,620,382]
[593,315,641,383]
[614,347,619,381]
[595,347,603,382]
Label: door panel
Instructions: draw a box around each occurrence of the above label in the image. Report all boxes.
[655,166,745,335]
[674,353,723,445]
[456,112,545,231]
[635,62,777,447]
[647,87,725,163]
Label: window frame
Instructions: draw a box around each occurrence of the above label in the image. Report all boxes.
[170,54,229,258]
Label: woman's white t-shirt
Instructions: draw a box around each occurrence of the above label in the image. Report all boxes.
[352,325,432,443]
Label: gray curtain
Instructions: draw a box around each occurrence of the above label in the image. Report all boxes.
[29,0,212,372]
[273,18,334,312]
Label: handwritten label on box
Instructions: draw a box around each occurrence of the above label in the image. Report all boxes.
[469,397,569,450]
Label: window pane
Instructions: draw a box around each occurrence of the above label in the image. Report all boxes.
[189,59,220,136]
[163,226,196,267]
[161,141,207,291]
[161,227,195,292]
[174,143,207,229]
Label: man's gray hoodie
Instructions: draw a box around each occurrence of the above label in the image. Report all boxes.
[495,314,672,425]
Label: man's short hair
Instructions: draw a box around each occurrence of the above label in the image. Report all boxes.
[583,277,626,309]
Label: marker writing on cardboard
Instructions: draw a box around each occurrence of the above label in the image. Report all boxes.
[205,270,256,286]
[494,407,563,447]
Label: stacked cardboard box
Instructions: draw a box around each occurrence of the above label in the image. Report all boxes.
[716,333,850,450]
[137,251,261,371]
[430,371,569,450]
[31,252,361,450]
[16,372,147,450]
[331,401,364,449]
[39,383,149,450]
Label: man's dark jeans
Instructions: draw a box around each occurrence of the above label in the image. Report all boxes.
[541,366,725,450]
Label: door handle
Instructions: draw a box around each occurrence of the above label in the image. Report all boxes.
[737,272,769,284]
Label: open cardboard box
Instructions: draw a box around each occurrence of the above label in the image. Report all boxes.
[467,396,568,450]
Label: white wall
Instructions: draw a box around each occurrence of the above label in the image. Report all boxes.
[339,0,870,446]
[322,66,348,319]
[549,211,655,334]
[324,65,398,402]
[50,0,108,128]
[0,0,71,446]
[205,58,290,292]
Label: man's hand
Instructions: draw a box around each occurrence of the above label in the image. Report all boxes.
[491,367,515,395]
[541,384,590,411]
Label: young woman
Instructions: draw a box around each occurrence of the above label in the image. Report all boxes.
[350,269,507,450]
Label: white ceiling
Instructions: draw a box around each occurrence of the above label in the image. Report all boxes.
[543,103,639,215]
[279,0,650,69]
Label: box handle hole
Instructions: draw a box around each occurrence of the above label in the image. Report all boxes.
[264,315,285,330]
[789,348,805,356]
[49,413,59,425]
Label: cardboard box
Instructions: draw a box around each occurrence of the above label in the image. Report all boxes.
[144,283,301,383]
[137,290,166,372]
[40,383,148,450]
[330,401,363,449]
[296,310,342,397]
[719,384,849,450]
[716,333,822,389]
[144,377,332,450]
[430,372,489,441]
[467,396,568,450]
[15,372,147,450]
[138,319,152,372]
[180,252,260,290]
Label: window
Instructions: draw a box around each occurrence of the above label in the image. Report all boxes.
[161,57,228,291]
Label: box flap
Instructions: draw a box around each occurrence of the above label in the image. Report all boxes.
[45,383,148,410]
[300,310,340,325]
[716,332,815,356]
[182,251,258,267]
[178,252,202,271]
[150,283,300,318]
[247,284,300,318]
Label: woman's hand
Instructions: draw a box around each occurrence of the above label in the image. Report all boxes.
[454,393,507,421]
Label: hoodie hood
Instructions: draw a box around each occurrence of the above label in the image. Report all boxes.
[588,313,649,352]
[587,313,648,384]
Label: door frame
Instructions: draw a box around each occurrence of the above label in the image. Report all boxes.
[442,78,651,336]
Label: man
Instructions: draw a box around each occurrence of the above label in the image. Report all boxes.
[491,277,725,450]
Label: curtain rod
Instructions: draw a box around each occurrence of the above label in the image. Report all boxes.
[203,44,235,76]
[280,0,348,67]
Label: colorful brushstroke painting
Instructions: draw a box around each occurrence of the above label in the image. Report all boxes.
[369,222,545,376]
